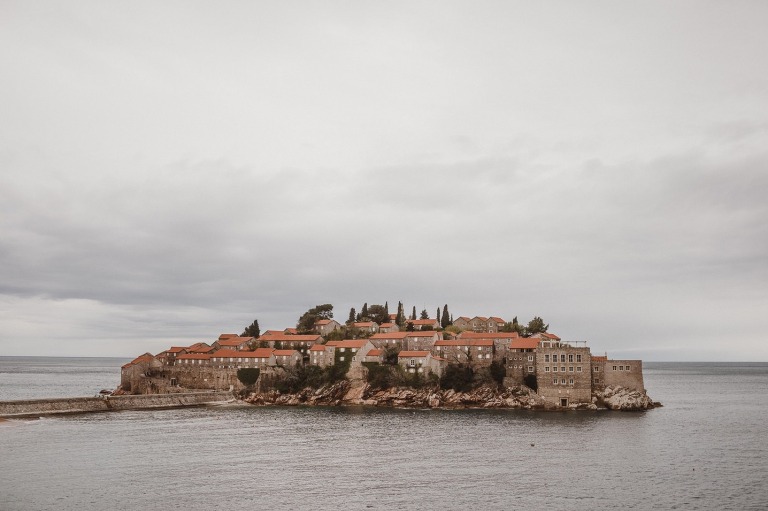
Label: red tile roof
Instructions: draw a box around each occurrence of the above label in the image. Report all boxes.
[370,332,408,339]
[366,349,382,357]
[258,333,322,342]
[541,332,561,340]
[405,331,438,338]
[273,349,299,357]
[398,350,430,358]
[167,346,187,353]
[509,338,541,350]
[283,328,298,335]
[122,353,154,369]
[592,356,608,362]
[489,317,506,323]
[460,332,519,339]
[309,344,328,352]
[314,319,333,325]
[353,322,376,327]
[218,334,238,340]
[379,323,394,328]
[217,336,253,347]
[328,339,369,348]
[177,353,212,360]
[409,319,438,325]
[434,339,493,347]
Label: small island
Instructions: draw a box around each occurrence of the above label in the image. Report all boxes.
[119,303,660,411]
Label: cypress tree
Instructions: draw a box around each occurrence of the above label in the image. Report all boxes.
[436,308,441,325]
[347,308,356,324]
[411,306,417,320]
[441,304,450,328]
[361,302,369,320]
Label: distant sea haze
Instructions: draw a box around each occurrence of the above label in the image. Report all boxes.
[1,359,767,510]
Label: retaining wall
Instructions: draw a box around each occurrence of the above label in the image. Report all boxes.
[0,391,235,418]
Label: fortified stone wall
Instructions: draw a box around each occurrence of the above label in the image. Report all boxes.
[0,391,234,418]
[535,345,592,406]
[599,360,644,391]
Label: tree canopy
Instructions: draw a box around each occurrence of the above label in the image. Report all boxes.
[296,304,334,333]
[241,319,260,338]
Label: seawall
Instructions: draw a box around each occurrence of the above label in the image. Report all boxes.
[0,391,235,418]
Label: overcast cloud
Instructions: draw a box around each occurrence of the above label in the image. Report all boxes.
[1,1,767,359]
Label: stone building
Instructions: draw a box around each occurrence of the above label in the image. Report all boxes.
[591,358,644,391]
[369,332,408,349]
[314,319,342,336]
[397,351,446,377]
[432,339,494,367]
[534,341,592,406]
[505,337,541,385]
[120,353,163,394]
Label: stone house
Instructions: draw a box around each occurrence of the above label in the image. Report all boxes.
[369,332,408,349]
[176,353,212,366]
[186,342,215,354]
[458,331,519,361]
[452,317,471,330]
[213,336,254,351]
[273,349,303,367]
[432,339,494,367]
[363,348,383,364]
[257,333,323,356]
[535,341,592,406]
[326,339,376,366]
[505,337,541,385]
[353,321,380,334]
[397,350,446,377]
[157,346,187,366]
[308,343,334,368]
[210,348,276,369]
[121,353,163,393]
[314,319,342,336]
[404,331,440,351]
[378,322,399,333]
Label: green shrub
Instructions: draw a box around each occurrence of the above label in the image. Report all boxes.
[237,368,261,386]
[439,364,474,392]
[489,361,506,385]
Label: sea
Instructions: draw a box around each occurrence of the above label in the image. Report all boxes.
[1,358,767,511]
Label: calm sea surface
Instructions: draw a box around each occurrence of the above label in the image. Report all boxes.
[1,358,767,510]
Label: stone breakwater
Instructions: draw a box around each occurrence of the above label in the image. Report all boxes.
[242,382,661,411]
[0,391,235,418]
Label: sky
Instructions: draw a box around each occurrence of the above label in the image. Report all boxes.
[1,1,767,360]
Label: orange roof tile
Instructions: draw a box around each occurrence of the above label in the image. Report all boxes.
[434,339,493,347]
[273,349,299,356]
[367,349,382,357]
[509,338,541,350]
[309,344,328,352]
[370,332,408,339]
[329,339,369,348]
[177,353,212,360]
[399,350,430,358]
[122,353,154,369]
[460,332,519,339]
[258,333,322,342]
[592,356,608,362]
[218,334,238,340]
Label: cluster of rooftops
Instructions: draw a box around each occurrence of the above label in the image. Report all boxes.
[122,312,565,374]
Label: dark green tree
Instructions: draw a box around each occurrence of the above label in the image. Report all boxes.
[360,302,369,320]
[242,319,260,338]
[347,308,356,325]
[441,304,451,328]
[367,304,389,325]
[411,306,417,320]
[237,368,260,386]
[436,308,441,325]
[525,316,549,336]
[406,321,415,332]
[395,301,405,327]
[419,309,429,320]
[296,304,334,333]
[384,301,389,317]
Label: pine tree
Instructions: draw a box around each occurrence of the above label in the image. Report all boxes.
[361,302,369,320]
[441,304,450,328]
[242,319,260,338]
[420,309,429,320]
[347,308,356,325]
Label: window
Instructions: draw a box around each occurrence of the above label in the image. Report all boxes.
[569,366,574,372]
[613,366,617,371]
[553,378,558,385]
[576,354,582,362]
[569,378,574,385]
[527,366,534,372]
[568,354,574,363]
[528,355,533,362]
[594,366,600,372]
[339,356,345,362]
[577,366,582,372]
[544,354,550,362]
[409,359,415,366]
[625,365,630,371]
[545,367,550,372]
[553,366,558,372]
[561,379,566,385]
[560,354,565,363]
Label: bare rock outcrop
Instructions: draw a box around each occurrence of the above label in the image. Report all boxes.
[594,385,661,411]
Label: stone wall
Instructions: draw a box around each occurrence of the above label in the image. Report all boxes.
[599,360,644,391]
[535,345,592,405]
[0,391,234,418]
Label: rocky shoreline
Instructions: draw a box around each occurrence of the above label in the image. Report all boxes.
[242,382,661,411]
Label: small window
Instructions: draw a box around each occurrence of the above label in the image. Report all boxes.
[569,378,574,385]
[553,378,558,385]
[569,366,574,372]
[560,355,566,363]
[545,367,550,372]
[339,356,345,362]
[553,366,558,372]
[409,359,415,367]
[568,354,574,363]
[561,379,566,384]
[576,354,582,362]
[527,366,534,372]
[625,365,630,371]
[544,354,550,362]
[577,366,582,372]
[594,366,600,372]
[613,366,617,371]
[528,355,533,362]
